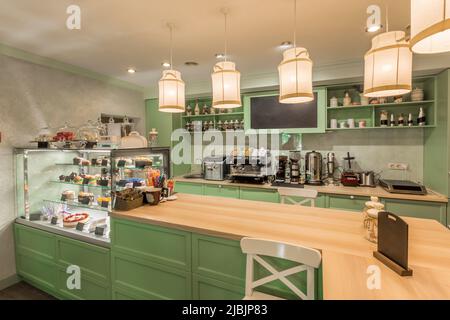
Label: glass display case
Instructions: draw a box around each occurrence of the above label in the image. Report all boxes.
[15,147,171,246]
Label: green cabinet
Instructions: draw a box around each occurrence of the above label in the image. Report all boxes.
[383,199,447,224]
[327,195,369,212]
[14,223,111,300]
[281,194,327,208]
[175,182,204,195]
[239,187,280,203]
[204,184,240,199]
[192,274,244,300]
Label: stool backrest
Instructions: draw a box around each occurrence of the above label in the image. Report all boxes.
[278,188,318,207]
[241,237,322,300]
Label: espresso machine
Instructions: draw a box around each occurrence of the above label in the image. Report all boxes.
[305,151,323,185]
[229,149,275,184]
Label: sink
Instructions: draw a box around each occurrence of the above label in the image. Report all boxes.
[183,173,204,179]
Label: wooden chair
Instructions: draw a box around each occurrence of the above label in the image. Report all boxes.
[278,188,319,207]
[240,237,322,300]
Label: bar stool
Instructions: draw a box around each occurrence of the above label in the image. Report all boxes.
[278,188,319,207]
[240,237,322,300]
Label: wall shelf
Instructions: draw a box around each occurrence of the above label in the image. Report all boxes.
[326,125,436,131]
[182,112,244,119]
[326,100,435,110]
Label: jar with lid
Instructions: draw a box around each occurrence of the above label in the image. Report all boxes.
[36,127,54,148]
[55,122,76,142]
[76,120,100,148]
[363,196,385,243]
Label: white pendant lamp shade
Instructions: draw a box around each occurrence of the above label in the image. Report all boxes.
[158,69,185,113]
[212,61,241,109]
[364,31,412,98]
[411,0,450,54]
[278,47,314,103]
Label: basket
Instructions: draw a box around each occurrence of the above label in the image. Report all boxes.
[114,195,144,211]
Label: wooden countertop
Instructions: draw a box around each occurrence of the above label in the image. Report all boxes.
[111,194,450,300]
[174,177,449,203]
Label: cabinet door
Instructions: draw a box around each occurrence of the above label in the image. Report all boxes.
[240,188,280,203]
[192,234,246,285]
[174,182,204,195]
[192,274,244,300]
[204,184,239,199]
[328,195,368,211]
[383,199,447,224]
[111,218,191,271]
[111,251,192,300]
[57,268,111,300]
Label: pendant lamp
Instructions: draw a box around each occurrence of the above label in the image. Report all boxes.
[212,9,241,109]
[411,0,450,54]
[278,0,314,104]
[364,8,412,98]
[159,24,185,113]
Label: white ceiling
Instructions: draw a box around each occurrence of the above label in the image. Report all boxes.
[0,0,448,94]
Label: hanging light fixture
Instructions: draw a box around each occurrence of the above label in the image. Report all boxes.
[159,24,185,113]
[411,0,450,54]
[212,9,241,109]
[364,7,412,98]
[278,0,314,104]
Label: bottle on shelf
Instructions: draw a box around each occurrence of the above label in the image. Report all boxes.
[408,113,414,127]
[194,101,200,115]
[418,107,426,126]
[398,113,405,127]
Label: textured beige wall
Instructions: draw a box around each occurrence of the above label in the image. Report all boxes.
[0,54,144,282]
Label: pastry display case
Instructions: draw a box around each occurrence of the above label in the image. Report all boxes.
[14,147,171,246]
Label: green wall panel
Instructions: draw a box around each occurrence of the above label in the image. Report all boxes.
[204,184,240,198]
[174,182,204,195]
[192,274,244,300]
[328,195,369,211]
[239,188,280,203]
[111,218,191,271]
[111,251,192,300]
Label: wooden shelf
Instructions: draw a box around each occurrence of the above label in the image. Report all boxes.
[182,112,244,119]
[327,100,434,110]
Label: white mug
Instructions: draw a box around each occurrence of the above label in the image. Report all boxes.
[347,119,355,128]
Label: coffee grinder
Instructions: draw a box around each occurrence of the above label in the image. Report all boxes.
[341,152,359,187]
[289,151,301,184]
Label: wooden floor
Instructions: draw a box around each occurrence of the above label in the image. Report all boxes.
[0,282,55,300]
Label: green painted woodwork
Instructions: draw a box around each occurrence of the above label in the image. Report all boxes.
[111,251,192,300]
[14,223,111,300]
[424,70,449,197]
[56,237,110,282]
[192,234,246,285]
[327,195,369,212]
[192,274,244,300]
[243,89,327,134]
[239,187,280,203]
[204,184,240,198]
[111,218,191,271]
[57,268,111,300]
[175,181,205,195]
[384,199,446,224]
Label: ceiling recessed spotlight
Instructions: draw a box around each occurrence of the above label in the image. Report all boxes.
[365,24,382,33]
[215,53,225,59]
[184,61,199,66]
[161,62,171,68]
[127,68,136,74]
[279,41,292,48]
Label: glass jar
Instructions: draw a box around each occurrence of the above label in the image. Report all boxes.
[362,197,385,243]
[54,122,76,141]
[76,120,100,147]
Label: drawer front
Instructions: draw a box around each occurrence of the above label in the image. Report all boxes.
[174,182,204,195]
[111,218,191,271]
[204,184,240,198]
[192,274,244,300]
[239,188,280,203]
[56,237,110,281]
[383,199,446,224]
[15,224,56,260]
[328,195,368,211]
[111,252,192,300]
[16,250,58,292]
[58,268,111,300]
[192,234,246,285]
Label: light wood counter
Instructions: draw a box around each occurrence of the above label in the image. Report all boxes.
[111,193,450,300]
[174,177,448,203]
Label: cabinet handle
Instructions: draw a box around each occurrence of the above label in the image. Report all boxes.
[350,196,355,200]
[218,185,222,188]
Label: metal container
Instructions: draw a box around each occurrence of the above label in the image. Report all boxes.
[202,156,229,181]
[305,151,323,185]
[358,171,376,187]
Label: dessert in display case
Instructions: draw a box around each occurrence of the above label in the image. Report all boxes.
[14,147,171,246]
